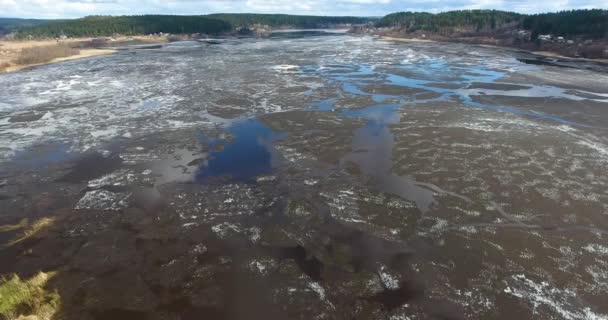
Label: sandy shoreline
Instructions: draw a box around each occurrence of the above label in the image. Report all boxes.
[380,36,608,63]
[0,36,166,74]
[2,49,115,73]
[0,38,116,73]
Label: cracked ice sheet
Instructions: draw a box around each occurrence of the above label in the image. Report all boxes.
[503,274,608,320]
[0,42,323,162]
[75,189,131,211]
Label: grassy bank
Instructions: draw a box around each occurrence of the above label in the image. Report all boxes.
[0,38,122,73]
[14,44,80,65]
[0,272,60,320]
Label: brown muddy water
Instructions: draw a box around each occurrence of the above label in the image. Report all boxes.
[1,32,608,320]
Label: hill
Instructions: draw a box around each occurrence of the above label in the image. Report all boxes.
[207,13,372,28]
[10,14,373,39]
[375,9,608,39]
[13,15,232,39]
[0,18,52,35]
[366,9,608,58]
[523,10,607,39]
[376,10,522,33]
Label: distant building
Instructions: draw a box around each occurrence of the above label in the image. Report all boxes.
[516,30,531,40]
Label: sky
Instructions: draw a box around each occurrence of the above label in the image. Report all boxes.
[1,0,606,19]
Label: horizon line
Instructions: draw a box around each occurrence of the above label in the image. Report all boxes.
[1,8,606,21]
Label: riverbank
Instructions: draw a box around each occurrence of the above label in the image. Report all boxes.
[380,35,608,64]
[1,48,115,73]
[0,36,168,73]
[529,50,608,63]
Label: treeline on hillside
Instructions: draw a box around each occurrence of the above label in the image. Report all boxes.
[523,10,607,39]
[376,10,522,32]
[9,10,607,39]
[376,9,608,39]
[208,13,371,28]
[15,15,232,38]
[0,18,51,35]
[12,14,370,38]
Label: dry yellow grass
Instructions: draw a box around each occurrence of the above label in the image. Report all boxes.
[0,38,118,73]
[0,35,170,73]
[0,219,28,233]
[13,44,80,65]
[0,217,56,247]
[0,272,60,320]
[10,217,56,246]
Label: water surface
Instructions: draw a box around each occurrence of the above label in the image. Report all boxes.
[0,32,607,320]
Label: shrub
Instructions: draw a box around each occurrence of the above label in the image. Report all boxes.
[13,44,80,65]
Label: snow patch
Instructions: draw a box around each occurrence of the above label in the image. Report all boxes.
[75,190,131,211]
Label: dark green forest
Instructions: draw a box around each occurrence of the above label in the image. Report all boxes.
[13,15,232,38]
[207,13,371,28]
[0,18,51,35]
[523,10,607,39]
[5,10,607,39]
[376,9,608,39]
[11,14,371,39]
[376,10,522,32]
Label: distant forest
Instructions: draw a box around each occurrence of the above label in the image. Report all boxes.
[376,10,522,32]
[522,10,607,39]
[13,15,232,38]
[11,14,371,39]
[4,10,607,39]
[376,9,608,39]
[207,13,371,28]
[0,18,51,35]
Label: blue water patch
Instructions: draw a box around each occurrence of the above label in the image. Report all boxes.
[319,61,589,127]
[342,82,366,96]
[313,98,336,111]
[12,142,72,167]
[196,118,283,183]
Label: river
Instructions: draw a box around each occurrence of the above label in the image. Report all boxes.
[0,32,607,320]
